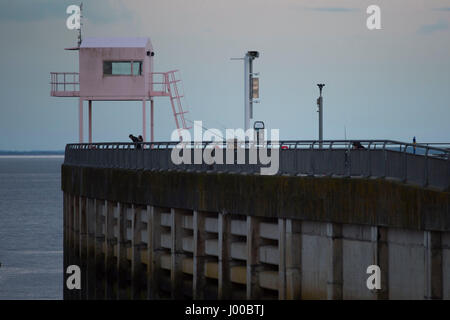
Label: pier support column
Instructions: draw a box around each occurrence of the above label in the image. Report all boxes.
[88,100,92,144]
[78,98,83,143]
[171,208,185,299]
[73,196,81,299]
[63,193,69,299]
[67,193,75,264]
[147,206,162,299]
[193,210,206,299]
[131,205,144,299]
[424,231,443,299]
[86,198,96,299]
[105,201,116,299]
[279,219,302,300]
[117,203,130,299]
[326,223,343,300]
[150,99,154,143]
[218,212,232,299]
[278,218,286,300]
[94,199,106,299]
[79,197,88,299]
[247,216,262,299]
[65,194,76,300]
[142,99,147,142]
[68,194,74,265]
[371,226,389,299]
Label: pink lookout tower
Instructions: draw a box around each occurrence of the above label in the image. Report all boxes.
[51,36,191,143]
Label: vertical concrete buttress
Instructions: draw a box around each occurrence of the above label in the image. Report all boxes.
[193,210,206,299]
[327,223,343,300]
[424,231,443,299]
[131,205,143,299]
[284,219,302,299]
[171,208,184,299]
[86,198,96,299]
[79,197,88,299]
[117,202,129,299]
[147,206,162,299]
[218,212,232,299]
[94,199,106,299]
[247,216,262,299]
[105,201,116,299]
[371,226,389,299]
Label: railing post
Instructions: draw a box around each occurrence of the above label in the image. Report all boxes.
[424,148,429,187]
[367,142,372,177]
[383,142,387,178]
[447,155,450,191]
[403,145,408,182]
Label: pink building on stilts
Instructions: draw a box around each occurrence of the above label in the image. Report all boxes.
[51,37,190,143]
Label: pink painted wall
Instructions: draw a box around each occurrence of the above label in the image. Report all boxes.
[79,40,153,100]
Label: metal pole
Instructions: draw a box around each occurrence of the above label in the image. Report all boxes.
[232,51,259,133]
[244,56,250,132]
[88,100,92,144]
[142,99,146,142]
[79,98,83,143]
[150,99,154,143]
[317,84,325,149]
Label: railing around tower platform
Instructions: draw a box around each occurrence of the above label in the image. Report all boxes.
[50,72,80,97]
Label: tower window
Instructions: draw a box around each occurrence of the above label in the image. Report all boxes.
[103,61,142,76]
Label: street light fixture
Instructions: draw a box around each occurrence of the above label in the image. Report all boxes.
[317,84,325,148]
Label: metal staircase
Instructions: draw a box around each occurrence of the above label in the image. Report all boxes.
[151,70,191,134]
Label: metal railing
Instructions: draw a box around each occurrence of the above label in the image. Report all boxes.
[64,140,450,191]
[50,72,79,93]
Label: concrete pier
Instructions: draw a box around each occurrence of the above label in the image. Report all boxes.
[62,165,450,299]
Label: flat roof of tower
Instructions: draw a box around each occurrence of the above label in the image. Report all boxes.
[80,37,150,48]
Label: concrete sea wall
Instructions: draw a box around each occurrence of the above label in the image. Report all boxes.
[62,165,450,299]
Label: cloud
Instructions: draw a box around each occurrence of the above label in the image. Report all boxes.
[418,21,449,34]
[306,7,359,13]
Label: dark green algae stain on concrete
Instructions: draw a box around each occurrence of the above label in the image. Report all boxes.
[62,165,450,232]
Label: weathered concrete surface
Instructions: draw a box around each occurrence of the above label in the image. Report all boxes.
[388,228,425,299]
[444,233,450,300]
[62,165,450,300]
[62,165,450,232]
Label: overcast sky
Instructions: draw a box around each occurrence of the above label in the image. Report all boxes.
[0,0,449,150]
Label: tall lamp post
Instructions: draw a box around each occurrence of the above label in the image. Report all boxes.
[231,51,260,132]
[317,84,325,148]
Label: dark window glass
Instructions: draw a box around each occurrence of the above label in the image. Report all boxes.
[103,61,112,75]
[103,61,142,76]
[132,61,142,75]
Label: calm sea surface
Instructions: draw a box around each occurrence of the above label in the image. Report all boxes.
[0,156,63,299]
